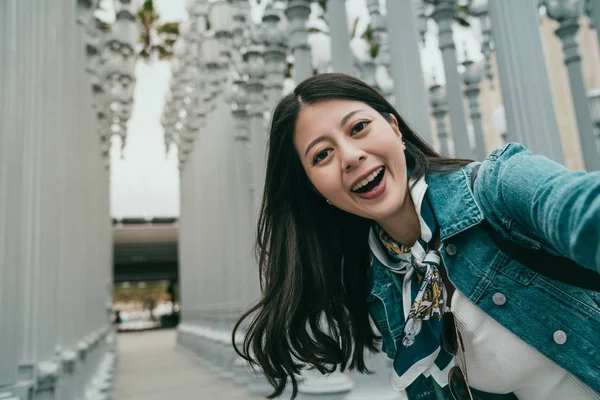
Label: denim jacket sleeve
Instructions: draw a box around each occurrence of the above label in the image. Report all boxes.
[473,142,600,274]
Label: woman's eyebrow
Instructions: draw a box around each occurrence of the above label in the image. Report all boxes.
[304,109,365,158]
[305,135,327,158]
[339,109,364,127]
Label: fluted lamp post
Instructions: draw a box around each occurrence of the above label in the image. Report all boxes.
[469,0,495,87]
[461,51,487,160]
[424,0,474,159]
[585,0,600,55]
[84,15,121,166]
[262,5,288,110]
[430,77,451,156]
[386,0,433,143]
[164,14,196,158]
[97,111,112,170]
[83,17,105,83]
[98,3,138,157]
[589,88,600,152]
[201,33,224,110]
[492,106,508,144]
[366,0,393,98]
[545,0,600,171]
[360,59,379,89]
[210,0,235,80]
[488,0,564,162]
[327,0,355,75]
[285,0,313,82]
[416,1,428,44]
[243,38,267,212]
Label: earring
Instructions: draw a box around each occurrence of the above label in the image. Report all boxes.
[326,199,332,205]
[402,140,406,150]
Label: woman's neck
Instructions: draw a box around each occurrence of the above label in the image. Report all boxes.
[376,193,421,247]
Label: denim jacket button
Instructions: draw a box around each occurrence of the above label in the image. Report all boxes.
[553,330,567,345]
[492,292,507,306]
[446,244,457,256]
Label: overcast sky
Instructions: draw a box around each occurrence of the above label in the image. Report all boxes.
[109,0,483,218]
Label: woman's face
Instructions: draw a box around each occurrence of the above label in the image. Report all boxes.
[294,99,409,222]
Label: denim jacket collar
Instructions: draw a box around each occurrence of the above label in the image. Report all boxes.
[425,163,485,241]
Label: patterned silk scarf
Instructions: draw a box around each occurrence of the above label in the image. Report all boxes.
[369,176,454,391]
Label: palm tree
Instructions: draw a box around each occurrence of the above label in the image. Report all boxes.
[137,0,180,61]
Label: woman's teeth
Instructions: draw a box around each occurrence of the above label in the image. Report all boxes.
[352,167,384,192]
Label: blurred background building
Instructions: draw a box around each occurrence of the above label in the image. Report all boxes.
[1,0,599,399]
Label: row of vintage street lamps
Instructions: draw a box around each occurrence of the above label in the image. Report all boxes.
[0,0,128,398]
[171,0,600,398]
[3,0,600,399]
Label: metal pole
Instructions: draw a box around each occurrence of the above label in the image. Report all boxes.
[462,58,487,160]
[285,0,313,83]
[546,0,600,170]
[587,0,600,56]
[488,0,564,163]
[0,1,24,397]
[386,0,433,143]
[428,0,474,159]
[430,81,451,156]
[327,0,355,75]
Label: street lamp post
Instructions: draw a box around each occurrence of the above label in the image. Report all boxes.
[262,4,288,110]
[488,0,564,163]
[462,52,487,160]
[285,0,313,82]
[327,0,355,75]
[585,0,600,55]
[588,88,600,152]
[430,78,451,156]
[425,0,474,159]
[545,0,600,170]
[385,0,433,142]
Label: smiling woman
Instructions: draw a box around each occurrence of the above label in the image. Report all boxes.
[232,73,600,400]
[232,73,471,397]
[294,100,416,239]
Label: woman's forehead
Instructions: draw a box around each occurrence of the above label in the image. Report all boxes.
[295,99,372,131]
[298,99,368,116]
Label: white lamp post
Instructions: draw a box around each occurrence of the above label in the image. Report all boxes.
[492,106,508,144]
[588,88,600,152]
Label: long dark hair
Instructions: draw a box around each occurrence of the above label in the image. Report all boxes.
[232,73,470,398]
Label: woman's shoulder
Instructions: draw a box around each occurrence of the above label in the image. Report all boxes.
[477,142,575,184]
[485,142,528,161]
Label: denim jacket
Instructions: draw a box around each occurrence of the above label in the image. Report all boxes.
[367,143,600,399]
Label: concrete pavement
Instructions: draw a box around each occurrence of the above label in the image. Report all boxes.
[116,329,261,400]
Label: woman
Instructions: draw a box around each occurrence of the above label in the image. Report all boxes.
[232,73,600,400]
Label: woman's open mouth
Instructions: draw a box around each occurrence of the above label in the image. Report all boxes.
[351,167,386,199]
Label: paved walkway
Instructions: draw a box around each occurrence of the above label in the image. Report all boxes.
[116,329,260,400]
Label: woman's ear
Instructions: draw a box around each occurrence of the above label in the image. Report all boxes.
[386,113,402,138]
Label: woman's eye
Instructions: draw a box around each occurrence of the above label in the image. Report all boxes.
[313,149,331,165]
[351,121,370,135]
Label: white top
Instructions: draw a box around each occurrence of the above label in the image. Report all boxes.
[451,290,600,400]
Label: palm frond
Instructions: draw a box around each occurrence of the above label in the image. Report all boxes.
[360,23,374,41]
[350,17,360,39]
[285,61,293,79]
[308,27,329,35]
[138,47,151,59]
[369,41,379,59]
[454,16,470,27]
[157,21,180,35]
[141,0,154,13]
[135,0,180,62]
[154,45,173,60]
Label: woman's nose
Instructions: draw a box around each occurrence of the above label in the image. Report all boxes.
[342,147,367,172]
